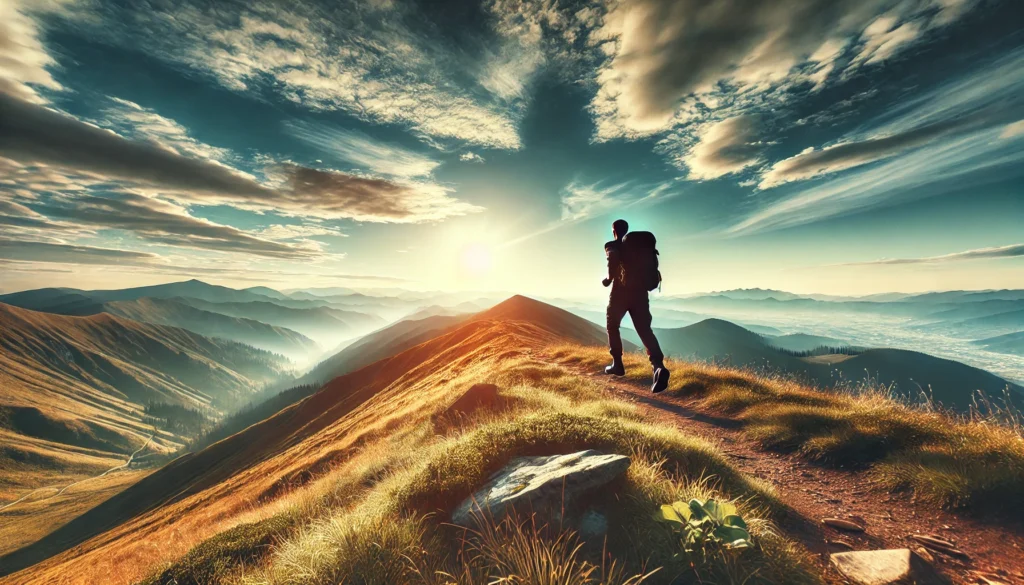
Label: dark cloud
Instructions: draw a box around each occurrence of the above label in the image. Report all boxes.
[846,244,1024,265]
[0,91,273,199]
[32,193,320,259]
[0,238,160,265]
[0,92,481,223]
[274,165,481,223]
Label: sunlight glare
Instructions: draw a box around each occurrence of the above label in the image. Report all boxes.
[461,242,493,275]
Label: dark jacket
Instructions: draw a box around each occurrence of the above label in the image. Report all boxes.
[605,239,625,291]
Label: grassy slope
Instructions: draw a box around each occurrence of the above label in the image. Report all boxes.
[1,296,821,585]
[554,346,1024,518]
[628,318,1021,411]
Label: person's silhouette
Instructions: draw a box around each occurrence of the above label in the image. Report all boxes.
[603,219,670,393]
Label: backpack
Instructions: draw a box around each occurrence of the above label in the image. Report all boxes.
[621,231,661,292]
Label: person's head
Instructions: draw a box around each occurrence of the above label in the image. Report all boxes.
[612,219,629,240]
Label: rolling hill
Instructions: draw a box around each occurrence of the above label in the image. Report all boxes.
[0,295,621,580]
[0,280,279,311]
[0,302,291,507]
[973,330,1024,356]
[75,298,318,360]
[2,295,1022,585]
[170,297,384,346]
[301,313,469,384]
[625,318,1021,410]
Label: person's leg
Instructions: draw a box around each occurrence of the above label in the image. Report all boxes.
[627,294,664,368]
[605,294,628,375]
[627,293,669,392]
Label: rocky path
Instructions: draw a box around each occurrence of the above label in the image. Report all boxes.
[564,363,1024,585]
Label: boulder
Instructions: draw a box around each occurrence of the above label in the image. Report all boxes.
[452,450,630,526]
[830,549,948,585]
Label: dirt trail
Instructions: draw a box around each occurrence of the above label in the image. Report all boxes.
[566,364,1024,585]
[0,435,154,514]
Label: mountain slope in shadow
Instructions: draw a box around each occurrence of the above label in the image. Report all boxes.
[0,303,290,506]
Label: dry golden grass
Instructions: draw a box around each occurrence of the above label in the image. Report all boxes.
[7,313,821,585]
[0,469,150,556]
[551,345,1024,519]
[221,354,819,585]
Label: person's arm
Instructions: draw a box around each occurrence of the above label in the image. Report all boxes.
[603,242,619,287]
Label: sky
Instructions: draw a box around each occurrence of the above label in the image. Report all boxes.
[1,0,1023,298]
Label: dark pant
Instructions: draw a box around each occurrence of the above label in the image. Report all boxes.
[607,289,664,368]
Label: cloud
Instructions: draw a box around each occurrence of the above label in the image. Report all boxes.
[101,98,232,162]
[729,49,1024,234]
[843,243,1024,265]
[0,238,160,266]
[29,192,322,259]
[267,165,483,223]
[759,104,1020,188]
[1,92,483,223]
[587,0,977,140]
[560,179,673,221]
[0,90,274,199]
[460,152,486,163]
[50,0,525,149]
[0,0,65,103]
[1002,120,1024,139]
[284,120,440,178]
[681,116,762,180]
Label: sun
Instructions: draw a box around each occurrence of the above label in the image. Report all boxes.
[461,242,493,275]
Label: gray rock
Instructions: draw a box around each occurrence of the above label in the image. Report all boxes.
[830,549,948,585]
[452,450,630,526]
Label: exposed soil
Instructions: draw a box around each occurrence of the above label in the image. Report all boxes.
[561,362,1024,585]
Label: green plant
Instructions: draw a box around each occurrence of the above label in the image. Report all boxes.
[654,498,753,559]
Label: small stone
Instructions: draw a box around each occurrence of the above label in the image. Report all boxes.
[915,546,935,563]
[830,549,946,585]
[823,518,866,532]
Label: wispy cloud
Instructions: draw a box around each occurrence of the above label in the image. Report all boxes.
[679,116,762,180]
[0,238,160,266]
[729,49,1024,234]
[587,0,976,142]
[1,91,484,224]
[841,243,1024,266]
[285,120,440,178]
[502,178,675,248]
[49,0,526,149]
[460,152,486,163]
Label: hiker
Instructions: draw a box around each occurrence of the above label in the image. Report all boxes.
[602,219,670,393]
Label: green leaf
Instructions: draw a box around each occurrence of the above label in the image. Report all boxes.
[658,504,683,524]
[672,501,693,520]
[688,499,708,520]
[723,514,748,529]
[714,525,750,543]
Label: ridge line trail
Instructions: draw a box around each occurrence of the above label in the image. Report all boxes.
[549,359,1024,585]
[0,434,154,514]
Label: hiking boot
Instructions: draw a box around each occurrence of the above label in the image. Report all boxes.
[651,366,670,394]
[604,358,625,376]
